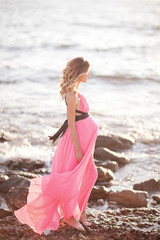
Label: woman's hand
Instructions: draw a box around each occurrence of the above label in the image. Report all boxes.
[76,149,83,162]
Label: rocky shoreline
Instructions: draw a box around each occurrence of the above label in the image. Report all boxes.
[0,134,160,239]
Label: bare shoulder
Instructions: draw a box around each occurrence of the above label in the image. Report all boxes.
[65,91,76,104]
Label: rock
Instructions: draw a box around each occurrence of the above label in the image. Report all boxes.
[0,175,9,184]
[0,209,12,219]
[0,216,40,240]
[96,166,114,182]
[1,158,45,172]
[152,195,160,203]
[0,132,8,142]
[108,201,118,210]
[0,165,8,175]
[107,190,148,208]
[108,200,117,206]
[151,201,157,206]
[95,160,118,172]
[89,185,109,200]
[133,178,160,192]
[32,168,50,175]
[94,147,130,166]
[95,134,135,151]
[5,186,29,211]
[0,208,160,240]
[78,233,85,239]
[97,199,105,206]
[5,169,41,179]
[120,208,133,215]
[0,175,30,194]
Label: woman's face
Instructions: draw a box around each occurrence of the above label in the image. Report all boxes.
[78,71,90,83]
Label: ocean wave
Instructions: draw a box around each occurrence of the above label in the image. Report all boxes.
[73,21,120,29]
[0,45,34,51]
[0,42,79,52]
[56,43,78,49]
[0,80,17,84]
[140,138,160,145]
[92,74,160,83]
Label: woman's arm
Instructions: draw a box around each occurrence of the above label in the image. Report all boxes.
[66,92,83,162]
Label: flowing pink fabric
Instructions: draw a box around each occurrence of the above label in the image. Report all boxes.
[14,92,98,235]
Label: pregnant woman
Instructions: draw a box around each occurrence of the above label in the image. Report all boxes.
[14,57,98,234]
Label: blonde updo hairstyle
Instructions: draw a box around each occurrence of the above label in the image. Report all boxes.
[60,57,90,99]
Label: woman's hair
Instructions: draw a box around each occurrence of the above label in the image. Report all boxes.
[59,57,90,99]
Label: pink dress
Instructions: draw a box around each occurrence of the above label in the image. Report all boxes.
[14,92,98,235]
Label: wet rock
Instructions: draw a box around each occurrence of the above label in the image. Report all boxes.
[0,209,12,219]
[0,132,8,142]
[152,195,160,203]
[107,189,148,208]
[108,201,118,210]
[95,134,135,151]
[97,199,105,206]
[1,158,45,172]
[0,216,40,240]
[0,175,30,194]
[0,208,160,240]
[0,165,8,175]
[78,233,85,239]
[94,147,130,165]
[120,208,133,215]
[0,174,9,184]
[96,166,114,182]
[95,160,118,172]
[32,167,50,175]
[108,200,117,206]
[5,169,41,179]
[89,185,109,200]
[151,201,157,206]
[133,178,160,192]
[5,186,29,211]
[96,181,112,188]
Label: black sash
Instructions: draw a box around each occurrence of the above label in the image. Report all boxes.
[48,109,89,143]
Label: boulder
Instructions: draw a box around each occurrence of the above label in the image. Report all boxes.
[0,175,30,194]
[89,185,109,200]
[96,166,114,182]
[94,147,130,166]
[0,175,9,184]
[0,209,12,219]
[5,186,29,211]
[95,160,118,172]
[107,189,148,207]
[95,135,135,151]
[133,178,160,192]
[1,158,45,172]
[152,195,160,204]
[5,169,41,179]
[151,201,157,206]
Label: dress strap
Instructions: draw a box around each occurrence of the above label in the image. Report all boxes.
[65,95,82,113]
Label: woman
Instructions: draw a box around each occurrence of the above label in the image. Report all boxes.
[14,57,98,234]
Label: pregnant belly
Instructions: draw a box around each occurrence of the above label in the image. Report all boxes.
[75,116,98,152]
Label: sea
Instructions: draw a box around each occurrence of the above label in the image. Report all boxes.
[0,0,160,192]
